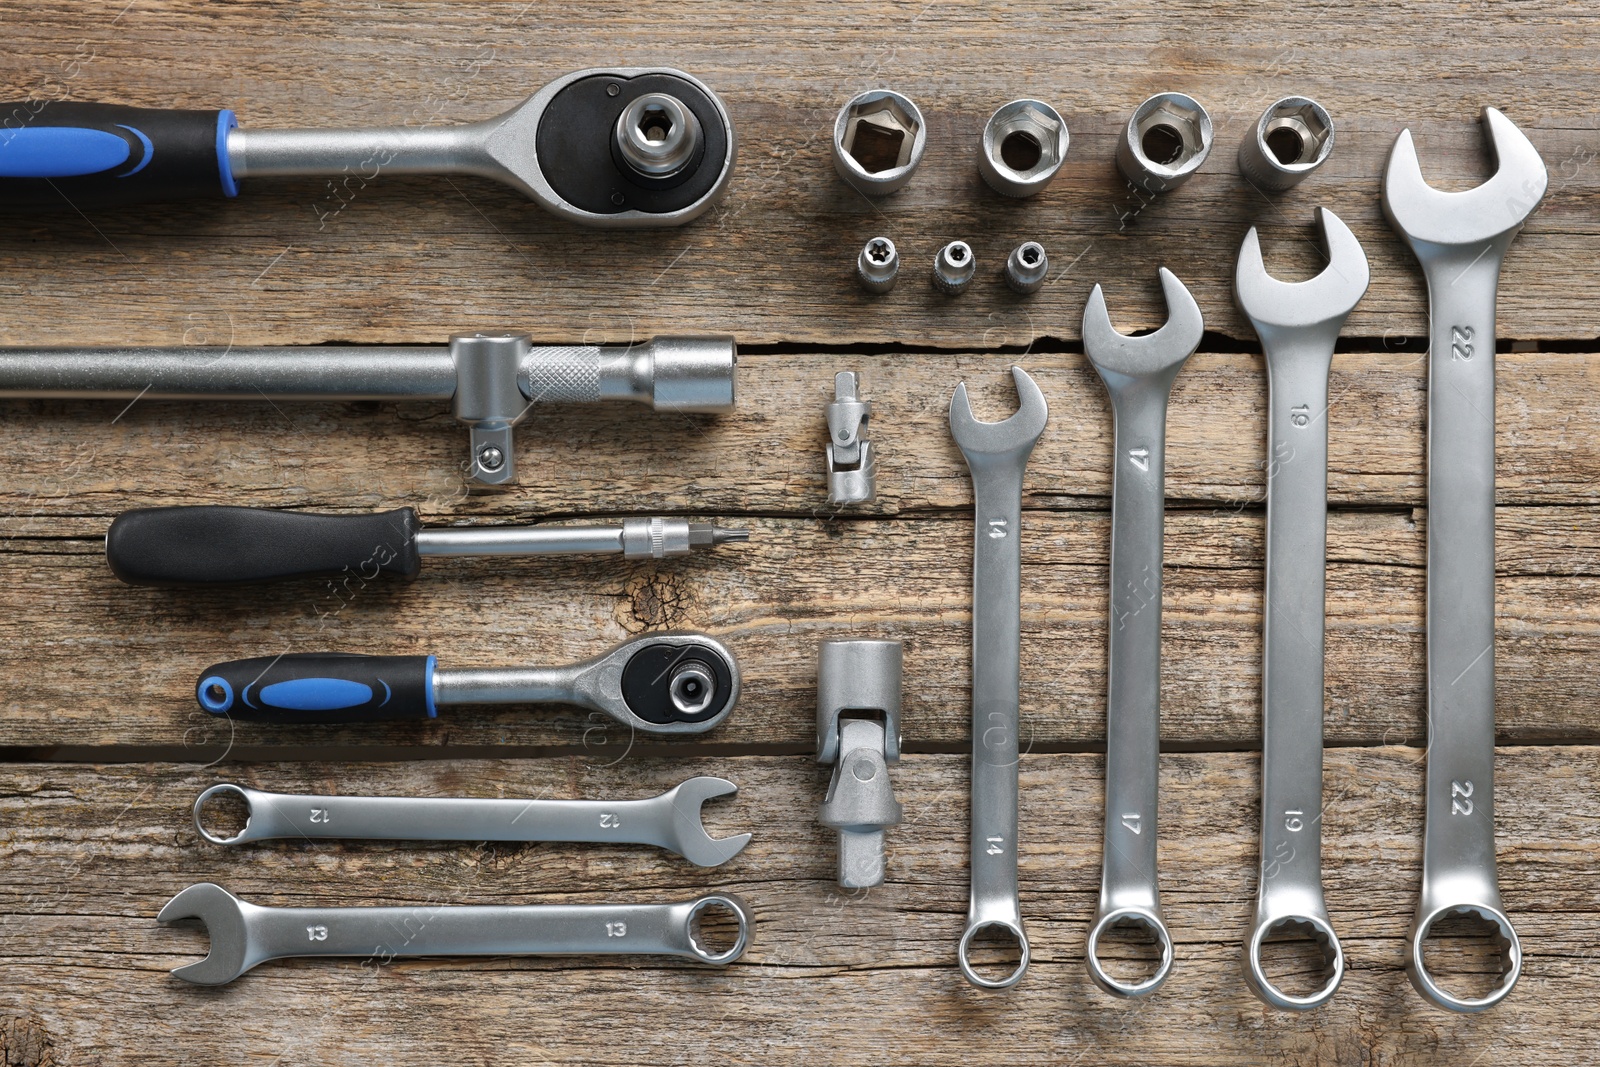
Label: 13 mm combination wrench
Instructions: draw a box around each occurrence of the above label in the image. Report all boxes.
[1383,107,1546,1013]
[1081,269,1202,998]
[1235,208,1369,1010]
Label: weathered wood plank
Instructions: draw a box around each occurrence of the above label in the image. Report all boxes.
[1,748,1596,1065]
[3,2,1600,347]
[0,501,1592,750]
[0,498,1593,750]
[0,352,1592,523]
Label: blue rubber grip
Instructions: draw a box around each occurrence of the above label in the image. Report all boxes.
[197,654,436,724]
[0,101,238,206]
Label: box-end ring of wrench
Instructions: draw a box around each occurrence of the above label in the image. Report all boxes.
[1081,268,1202,998]
[949,366,1048,989]
[193,776,751,868]
[159,883,751,985]
[1235,208,1369,1011]
[1384,107,1546,1014]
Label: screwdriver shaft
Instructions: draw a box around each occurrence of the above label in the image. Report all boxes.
[415,518,748,560]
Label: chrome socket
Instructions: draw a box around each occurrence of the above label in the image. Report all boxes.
[832,90,927,197]
[932,241,975,295]
[1117,92,1214,193]
[1004,241,1048,294]
[978,99,1068,198]
[1238,96,1334,192]
[856,237,900,293]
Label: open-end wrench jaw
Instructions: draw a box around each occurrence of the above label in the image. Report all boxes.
[947,366,1049,460]
[1382,107,1548,250]
[662,776,753,868]
[1235,208,1370,335]
[1082,268,1204,387]
[158,883,256,986]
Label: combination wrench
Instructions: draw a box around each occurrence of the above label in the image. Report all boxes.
[1383,107,1547,1013]
[0,68,735,226]
[193,776,751,868]
[948,366,1048,989]
[159,883,751,985]
[1235,208,1369,1010]
[1081,269,1203,997]
[196,632,739,736]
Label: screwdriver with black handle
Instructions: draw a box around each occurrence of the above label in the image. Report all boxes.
[105,506,749,587]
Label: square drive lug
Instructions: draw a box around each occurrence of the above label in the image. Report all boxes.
[451,333,534,485]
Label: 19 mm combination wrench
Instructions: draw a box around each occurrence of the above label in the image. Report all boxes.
[1383,107,1546,1013]
[949,366,1048,989]
[1081,269,1202,997]
[1235,208,1369,1010]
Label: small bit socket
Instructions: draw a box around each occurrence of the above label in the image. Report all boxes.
[1004,242,1048,294]
[1238,96,1334,192]
[932,241,976,295]
[856,237,899,293]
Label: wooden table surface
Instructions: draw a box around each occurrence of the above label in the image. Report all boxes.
[3,3,1599,1064]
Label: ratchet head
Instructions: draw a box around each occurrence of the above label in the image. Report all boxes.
[479,67,737,228]
[158,883,257,986]
[572,632,741,736]
[1235,208,1370,334]
[659,776,753,867]
[947,366,1049,465]
[1382,107,1547,250]
[1082,268,1204,386]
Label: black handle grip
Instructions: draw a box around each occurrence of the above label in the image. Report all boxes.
[197,653,436,723]
[106,506,423,586]
[0,101,238,207]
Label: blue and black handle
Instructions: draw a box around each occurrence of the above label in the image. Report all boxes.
[0,101,238,206]
[107,506,423,586]
[197,653,436,724]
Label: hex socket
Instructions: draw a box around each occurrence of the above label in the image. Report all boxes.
[1116,92,1214,193]
[932,241,975,295]
[979,99,1068,198]
[1237,96,1334,192]
[832,90,927,197]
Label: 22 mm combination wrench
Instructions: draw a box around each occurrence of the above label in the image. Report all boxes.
[1383,107,1546,1013]
[1235,208,1369,1011]
[1081,269,1202,998]
[949,366,1048,989]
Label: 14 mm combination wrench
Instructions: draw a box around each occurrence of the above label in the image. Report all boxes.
[949,366,1048,989]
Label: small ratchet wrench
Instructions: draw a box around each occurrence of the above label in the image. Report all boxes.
[196,632,739,736]
[1235,208,1369,1010]
[159,883,750,985]
[1081,269,1203,998]
[949,366,1049,989]
[1383,107,1546,1013]
[193,776,751,868]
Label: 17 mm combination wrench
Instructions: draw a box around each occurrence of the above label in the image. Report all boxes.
[949,366,1048,989]
[1081,269,1202,998]
[1235,208,1369,1011]
[1383,107,1547,1013]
